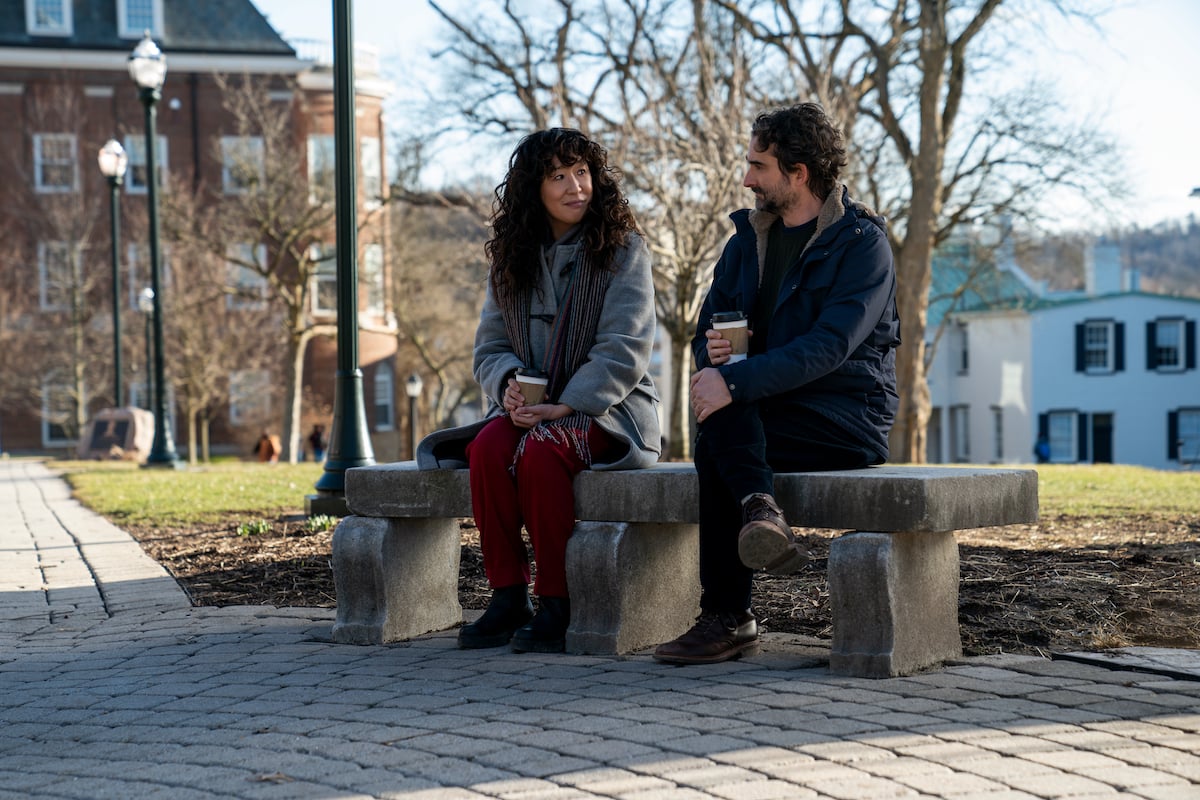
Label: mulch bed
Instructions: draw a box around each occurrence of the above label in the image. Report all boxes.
[125,511,1200,657]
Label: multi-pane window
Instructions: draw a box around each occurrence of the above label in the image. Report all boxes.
[26,0,72,35]
[1047,411,1077,463]
[41,379,77,445]
[1153,318,1184,371]
[363,243,385,313]
[949,404,970,463]
[310,243,337,314]
[374,361,395,431]
[228,370,270,426]
[226,244,268,310]
[118,0,162,38]
[33,133,76,192]
[123,134,168,194]
[38,241,74,311]
[361,137,382,205]
[221,136,264,194]
[1083,320,1113,372]
[307,135,335,204]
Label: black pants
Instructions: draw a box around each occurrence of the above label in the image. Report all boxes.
[693,400,880,613]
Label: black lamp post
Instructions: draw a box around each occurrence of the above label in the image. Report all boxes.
[405,372,423,461]
[129,33,180,468]
[98,139,128,408]
[309,0,375,515]
[137,287,155,410]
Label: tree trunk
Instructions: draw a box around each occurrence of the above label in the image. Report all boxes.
[186,404,199,465]
[200,410,211,464]
[281,328,311,464]
[667,335,694,461]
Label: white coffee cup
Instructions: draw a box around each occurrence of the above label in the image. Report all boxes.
[712,312,748,363]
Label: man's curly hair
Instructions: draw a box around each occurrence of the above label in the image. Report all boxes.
[751,103,847,200]
[486,128,639,303]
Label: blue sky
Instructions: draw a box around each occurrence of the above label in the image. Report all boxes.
[253,0,1200,230]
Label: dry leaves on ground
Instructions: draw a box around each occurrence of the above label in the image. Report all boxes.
[127,511,1200,657]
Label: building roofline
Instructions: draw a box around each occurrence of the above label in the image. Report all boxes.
[0,47,307,74]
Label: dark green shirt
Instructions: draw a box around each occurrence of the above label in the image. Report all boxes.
[750,217,818,354]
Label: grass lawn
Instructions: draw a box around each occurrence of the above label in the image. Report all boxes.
[55,459,328,528]
[55,459,1200,527]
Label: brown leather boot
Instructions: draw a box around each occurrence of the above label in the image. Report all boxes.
[653,611,758,664]
[737,493,810,574]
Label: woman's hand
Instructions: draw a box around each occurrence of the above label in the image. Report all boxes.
[502,377,525,413]
[510,402,573,430]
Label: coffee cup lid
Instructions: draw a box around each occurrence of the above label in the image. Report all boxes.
[516,367,548,379]
[711,311,745,323]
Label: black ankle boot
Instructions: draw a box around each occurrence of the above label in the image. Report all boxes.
[510,596,570,653]
[458,585,534,649]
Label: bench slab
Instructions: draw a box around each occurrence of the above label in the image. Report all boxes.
[334,462,1038,677]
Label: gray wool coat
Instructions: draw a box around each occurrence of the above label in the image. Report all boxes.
[416,229,661,471]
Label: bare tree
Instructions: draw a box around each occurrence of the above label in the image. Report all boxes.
[4,82,111,442]
[163,74,355,463]
[718,0,1119,461]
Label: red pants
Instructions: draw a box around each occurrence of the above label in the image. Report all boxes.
[466,416,616,598]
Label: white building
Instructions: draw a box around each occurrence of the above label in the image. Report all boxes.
[927,242,1200,469]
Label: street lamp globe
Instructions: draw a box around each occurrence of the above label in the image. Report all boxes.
[405,372,424,399]
[97,139,128,181]
[128,32,167,91]
[138,287,155,315]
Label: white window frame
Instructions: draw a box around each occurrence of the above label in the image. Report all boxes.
[221,136,264,195]
[363,243,385,314]
[374,361,395,431]
[949,404,970,463]
[307,134,336,205]
[123,134,168,195]
[309,243,338,314]
[1047,411,1077,464]
[38,241,74,312]
[228,369,270,426]
[41,378,78,446]
[1153,318,1185,373]
[226,244,269,311]
[1083,320,1114,374]
[125,242,173,309]
[26,0,72,35]
[361,136,382,206]
[33,133,77,193]
[117,0,163,38]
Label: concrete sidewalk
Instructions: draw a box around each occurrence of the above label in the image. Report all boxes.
[1,458,1198,799]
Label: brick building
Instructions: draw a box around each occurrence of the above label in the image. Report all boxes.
[0,0,399,460]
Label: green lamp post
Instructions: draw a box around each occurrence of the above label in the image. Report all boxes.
[129,32,181,468]
[98,139,128,408]
[309,0,375,515]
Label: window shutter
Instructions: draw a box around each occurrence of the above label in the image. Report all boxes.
[1074,324,1085,372]
[1187,321,1197,370]
[1146,321,1157,370]
[1077,413,1089,462]
[1114,322,1125,372]
[1168,411,1179,460]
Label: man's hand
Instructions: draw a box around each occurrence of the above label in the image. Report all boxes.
[689,367,732,424]
[705,327,752,365]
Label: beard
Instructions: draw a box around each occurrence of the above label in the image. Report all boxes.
[752,184,793,215]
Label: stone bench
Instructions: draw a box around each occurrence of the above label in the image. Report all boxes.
[331,462,1038,677]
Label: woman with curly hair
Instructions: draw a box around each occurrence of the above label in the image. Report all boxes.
[457,128,661,653]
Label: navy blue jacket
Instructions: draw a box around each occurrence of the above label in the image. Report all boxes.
[693,186,900,460]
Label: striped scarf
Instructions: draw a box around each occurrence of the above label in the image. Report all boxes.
[499,246,614,467]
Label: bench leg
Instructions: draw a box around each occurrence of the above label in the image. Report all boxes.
[331,515,463,645]
[828,530,962,678]
[565,521,701,655]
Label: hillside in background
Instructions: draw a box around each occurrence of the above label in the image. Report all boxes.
[1014,217,1200,297]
